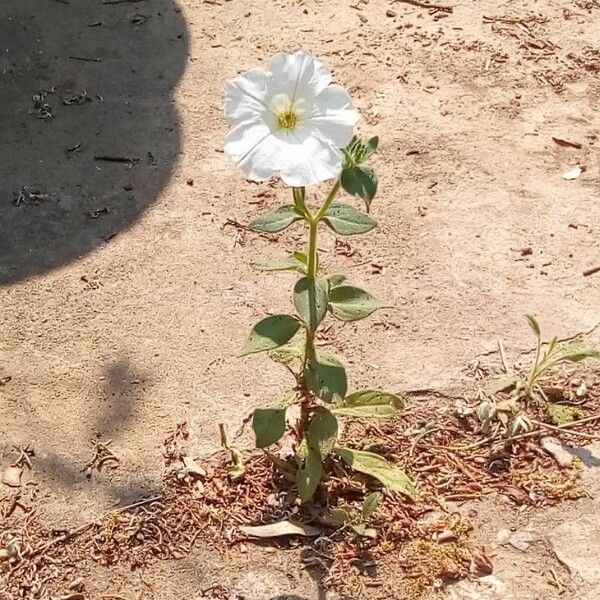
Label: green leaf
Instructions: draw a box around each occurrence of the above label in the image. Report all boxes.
[241,315,301,356]
[350,523,377,539]
[268,344,304,365]
[362,491,381,519]
[341,166,378,209]
[252,255,307,273]
[293,251,308,265]
[249,205,303,233]
[252,407,287,448]
[525,314,541,338]
[323,203,377,236]
[337,447,416,499]
[293,277,329,331]
[331,389,404,418]
[560,343,600,363]
[330,508,351,526]
[328,274,346,289]
[329,286,379,322]
[296,448,324,503]
[307,407,338,458]
[306,351,347,402]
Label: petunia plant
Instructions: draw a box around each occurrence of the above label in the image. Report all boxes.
[225,51,414,503]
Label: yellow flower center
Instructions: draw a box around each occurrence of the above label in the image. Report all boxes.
[277,108,298,130]
[270,93,305,132]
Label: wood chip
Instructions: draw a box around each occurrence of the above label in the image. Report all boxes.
[552,137,582,149]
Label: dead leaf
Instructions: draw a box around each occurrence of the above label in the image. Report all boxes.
[2,466,22,488]
[182,456,207,478]
[470,546,494,576]
[239,519,321,538]
[552,137,582,149]
[562,165,586,180]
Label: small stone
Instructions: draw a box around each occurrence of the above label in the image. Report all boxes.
[386,9,396,17]
[496,528,511,544]
[549,514,600,584]
[2,466,22,488]
[508,529,537,552]
[437,529,457,543]
[186,178,194,186]
[540,436,573,467]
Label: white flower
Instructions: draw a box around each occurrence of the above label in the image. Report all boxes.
[224,51,359,187]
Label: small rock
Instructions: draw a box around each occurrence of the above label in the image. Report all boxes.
[438,529,458,543]
[186,178,194,186]
[386,9,397,17]
[507,529,537,552]
[549,514,600,584]
[496,528,511,544]
[2,466,22,488]
[540,436,573,467]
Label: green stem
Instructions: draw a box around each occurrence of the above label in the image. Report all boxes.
[298,178,341,437]
[307,219,318,279]
[526,335,542,394]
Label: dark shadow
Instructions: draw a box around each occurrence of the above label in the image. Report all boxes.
[0,0,187,285]
[566,445,600,467]
[21,356,158,508]
[95,358,147,439]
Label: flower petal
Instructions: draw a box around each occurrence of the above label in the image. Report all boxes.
[276,128,342,187]
[224,120,278,181]
[308,84,360,148]
[268,50,332,100]
[225,67,269,123]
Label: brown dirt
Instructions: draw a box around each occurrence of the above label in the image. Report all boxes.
[1,0,600,598]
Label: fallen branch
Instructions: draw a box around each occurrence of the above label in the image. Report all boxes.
[93,155,139,164]
[531,419,600,441]
[397,0,453,13]
[456,412,600,451]
[69,55,102,63]
[102,0,146,4]
[583,265,600,277]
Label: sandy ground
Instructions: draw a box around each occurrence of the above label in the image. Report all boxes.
[1,0,599,597]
